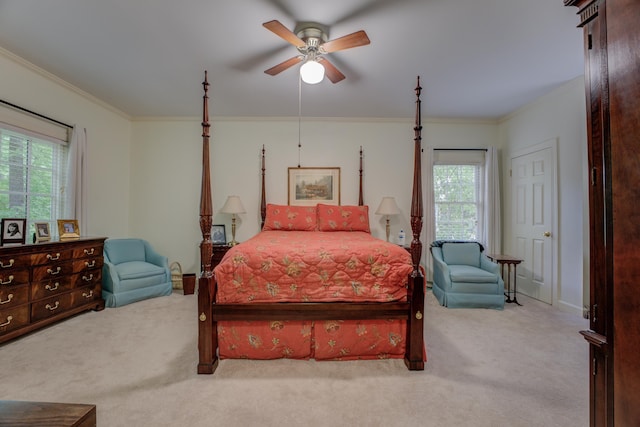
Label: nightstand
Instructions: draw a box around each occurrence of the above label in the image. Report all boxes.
[211,244,231,269]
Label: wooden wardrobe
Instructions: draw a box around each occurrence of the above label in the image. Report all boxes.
[565,0,640,425]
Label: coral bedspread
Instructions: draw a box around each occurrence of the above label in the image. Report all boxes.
[213,230,414,360]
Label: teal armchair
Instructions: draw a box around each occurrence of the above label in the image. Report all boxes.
[102,238,172,307]
[430,241,504,309]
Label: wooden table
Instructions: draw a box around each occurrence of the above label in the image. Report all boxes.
[0,400,96,426]
[486,254,523,306]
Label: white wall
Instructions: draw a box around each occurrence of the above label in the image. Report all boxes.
[498,77,588,315]
[0,47,132,239]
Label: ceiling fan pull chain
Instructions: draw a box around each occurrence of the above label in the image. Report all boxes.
[298,73,302,167]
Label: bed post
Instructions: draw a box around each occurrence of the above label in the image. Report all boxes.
[260,145,266,229]
[358,146,364,206]
[197,71,218,374]
[405,76,425,370]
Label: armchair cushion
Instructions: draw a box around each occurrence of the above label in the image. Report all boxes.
[441,242,481,267]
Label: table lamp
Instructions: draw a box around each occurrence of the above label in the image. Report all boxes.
[220,195,246,246]
[375,196,400,242]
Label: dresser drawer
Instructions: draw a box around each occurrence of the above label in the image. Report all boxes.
[72,243,104,260]
[0,269,30,286]
[71,270,102,287]
[0,254,31,270]
[31,293,73,322]
[71,284,101,307]
[31,248,72,265]
[0,305,29,335]
[0,283,29,308]
[32,261,74,282]
[31,278,74,301]
[72,257,104,273]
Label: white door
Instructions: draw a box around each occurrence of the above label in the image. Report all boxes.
[511,144,555,304]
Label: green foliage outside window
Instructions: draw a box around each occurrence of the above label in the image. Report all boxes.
[0,129,67,233]
[433,164,479,240]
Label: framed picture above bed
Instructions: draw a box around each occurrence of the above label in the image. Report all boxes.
[288,167,340,206]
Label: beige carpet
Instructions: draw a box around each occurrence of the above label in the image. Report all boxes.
[0,290,589,426]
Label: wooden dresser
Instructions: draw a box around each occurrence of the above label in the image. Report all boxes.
[0,237,106,344]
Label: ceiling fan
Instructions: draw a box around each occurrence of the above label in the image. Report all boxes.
[262,20,370,84]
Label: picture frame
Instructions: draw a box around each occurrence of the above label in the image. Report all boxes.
[34,222,51,243]
[288,167,341,206]
[212,224,227,245]
[57,219,80,239]
[1,218,27,245]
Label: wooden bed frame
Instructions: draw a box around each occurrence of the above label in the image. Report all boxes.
[197,72,425,374]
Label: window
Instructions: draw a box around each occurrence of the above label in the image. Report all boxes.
[433,150,485,241]
[0,127,68,233]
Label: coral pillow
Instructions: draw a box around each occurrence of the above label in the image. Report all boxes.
[317,204,370,232]
[262,204,317,231]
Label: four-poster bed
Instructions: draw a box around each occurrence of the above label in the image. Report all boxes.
[197,72,425,374]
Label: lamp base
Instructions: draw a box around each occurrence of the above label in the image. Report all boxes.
[229,240,239,247]
[385,218,391,242]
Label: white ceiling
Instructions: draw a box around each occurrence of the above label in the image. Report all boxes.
[0,0,585,119]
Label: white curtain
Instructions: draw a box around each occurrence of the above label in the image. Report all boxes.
[423,145,435,283]
[66,126,88,235]
[482,146,501,254]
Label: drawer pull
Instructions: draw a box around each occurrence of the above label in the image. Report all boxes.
[84,248,95,255]
[82,290,94,299]
[0,316,13,327]
[0,275,14,285]
[0,259,14,268]
[85,260,96,268]
[0,294,13,305]
[45,282,60,292]
[82,273,94,282]
[46,301,60,311]
[47,253,61,261]
[47,267,61,276]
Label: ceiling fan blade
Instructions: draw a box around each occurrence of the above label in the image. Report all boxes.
[263,20,306,48]
[264,56,303,76]
[320,30,370,53]
[319,58,346,83]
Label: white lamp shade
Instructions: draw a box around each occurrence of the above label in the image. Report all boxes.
[375,197,400,216]
[300,60,325,84]
[220,195,246,214]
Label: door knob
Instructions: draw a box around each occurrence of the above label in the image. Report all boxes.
[543,231,551,237]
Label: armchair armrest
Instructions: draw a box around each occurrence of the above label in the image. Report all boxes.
[431,247,452,291]
[102,260,120,293]
[480,255,500,274]
[143,241,169,269]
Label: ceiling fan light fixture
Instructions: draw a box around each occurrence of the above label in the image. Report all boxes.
[300,59,324,84]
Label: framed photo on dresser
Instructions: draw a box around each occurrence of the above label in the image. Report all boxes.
[1,218,27,245]
[57,219,80,239]
[34,222,51,243]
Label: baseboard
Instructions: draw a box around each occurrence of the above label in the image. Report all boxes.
[557,299,583,317]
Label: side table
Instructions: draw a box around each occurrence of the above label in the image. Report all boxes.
[486,254,523,306]
[212,244,232,270]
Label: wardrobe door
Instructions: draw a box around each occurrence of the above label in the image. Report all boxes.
[582,3,612,425]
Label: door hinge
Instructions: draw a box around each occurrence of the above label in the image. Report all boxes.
[591,303,598,324]
[588,33,593,50]
[509,169,512,177]
[592,357,598,376]
[591,167,597,186]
